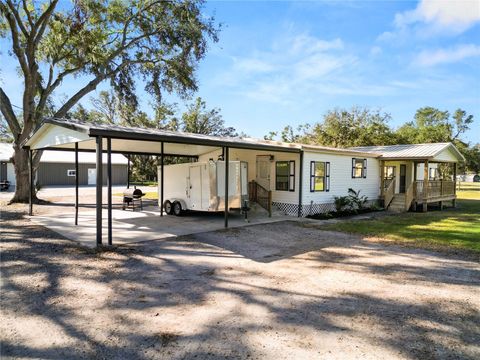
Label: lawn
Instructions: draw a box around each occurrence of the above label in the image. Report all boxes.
[320,182,480,253]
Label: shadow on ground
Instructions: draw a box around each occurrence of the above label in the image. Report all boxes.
[1,209,479,359]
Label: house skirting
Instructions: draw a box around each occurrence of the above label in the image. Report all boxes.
[273,199,380,217]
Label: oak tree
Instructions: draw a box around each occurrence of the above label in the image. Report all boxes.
[0,0,218,202]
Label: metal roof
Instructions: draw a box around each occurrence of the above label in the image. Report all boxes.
[24,118,379,157]
[351,143,465,161]
[1,142,128,164]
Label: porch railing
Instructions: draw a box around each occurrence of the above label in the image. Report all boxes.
[384,178,395,208]
[415,180,455,201]
[249,180,272,217]
[405,182,414,211]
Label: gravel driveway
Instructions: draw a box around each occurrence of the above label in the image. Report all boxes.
[1,205,479,359]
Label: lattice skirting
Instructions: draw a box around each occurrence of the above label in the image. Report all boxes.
[272,199,380,217]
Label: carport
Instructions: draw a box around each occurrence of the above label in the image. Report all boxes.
[24,118,302,247]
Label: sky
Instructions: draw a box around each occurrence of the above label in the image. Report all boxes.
[1,0,479,143]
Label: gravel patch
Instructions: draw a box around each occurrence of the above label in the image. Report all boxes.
[1,205,479,359]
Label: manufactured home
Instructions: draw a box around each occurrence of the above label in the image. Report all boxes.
[22,119,465,245]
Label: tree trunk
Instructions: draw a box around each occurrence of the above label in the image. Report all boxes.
[9,143,38,204]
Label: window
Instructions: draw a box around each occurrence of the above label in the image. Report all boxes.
[352,158,367,178]
[310,161,330,192]
[384,166,395,180]
[67,169,76,177]
[429,168,439,180]
[276,161,295,191]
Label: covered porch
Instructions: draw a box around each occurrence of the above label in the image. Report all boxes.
[381,159,458,212]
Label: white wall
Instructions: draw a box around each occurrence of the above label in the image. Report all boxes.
[416,163,438,181]
[433,147,458,163]
[199,148,301,205]
[383,161,414,193]
[302,151,380,206]
[7,163,16,185]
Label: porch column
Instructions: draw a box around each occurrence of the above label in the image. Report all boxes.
[224,146,229,228]
[107,138,112,246]
[28,148,33,216]
[75,143,79,225]
[413,162,418,211]
[96,136,103,246]
[380,160,385,198]
[127,155,130,189]
[297,151,303,217]
[160,142,164,216]
[423,159,429,212]
[453,162,457,208]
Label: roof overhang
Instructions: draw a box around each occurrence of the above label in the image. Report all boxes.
[24,118,302,156]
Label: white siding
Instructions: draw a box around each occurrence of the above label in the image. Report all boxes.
[383,161,414,194]
[199,148,301,206]
[7,163,16,185]
[432,148,458,163]
[302,151,380,206]
[416,163,438,181]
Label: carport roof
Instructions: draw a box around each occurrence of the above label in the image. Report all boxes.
[24,118,380,157]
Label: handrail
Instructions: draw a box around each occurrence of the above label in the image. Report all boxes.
[405,182,414,211]
[414,180,455,200]
[384,177,395,208]
[249,180,272,217]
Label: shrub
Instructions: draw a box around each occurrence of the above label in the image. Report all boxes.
[347,188,368,210]
[334,195,352,212]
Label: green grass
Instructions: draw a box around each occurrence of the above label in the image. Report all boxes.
[321,183,480,254]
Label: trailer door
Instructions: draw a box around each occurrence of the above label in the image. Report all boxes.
[189,165,203,210]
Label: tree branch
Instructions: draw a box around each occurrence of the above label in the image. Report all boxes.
[5,0,29,37]
[1,2,29,76]
[0,87,22,138]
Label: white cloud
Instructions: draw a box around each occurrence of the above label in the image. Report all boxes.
[414,44,480,66]
[370,46,382,56]
[218,33,359,104]
[379,0,480,40]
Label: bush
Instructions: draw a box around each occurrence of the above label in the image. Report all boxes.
[334,195,352,212]
[347,188,368,210]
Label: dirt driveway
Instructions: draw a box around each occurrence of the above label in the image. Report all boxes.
[1,207,479,359]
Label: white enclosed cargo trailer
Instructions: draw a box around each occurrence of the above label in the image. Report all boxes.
[158,160,248,215]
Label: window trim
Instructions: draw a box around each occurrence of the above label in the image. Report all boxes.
[67,169,76,177]
[384,165,395,180]
[352,158,367,179]
[310,161,330,192]
[275,160,295,192]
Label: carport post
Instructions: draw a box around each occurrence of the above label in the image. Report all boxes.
[96,136,103,246]
[127,155,130,189]
[297,151,303,217]
[160,142,164,216]
[28,148,33,216]
[107,138,112,246]
[224,146,229,228]
[75,143,79,225]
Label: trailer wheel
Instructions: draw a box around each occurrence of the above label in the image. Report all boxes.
[163,200,173,215]
[173,201,183,216]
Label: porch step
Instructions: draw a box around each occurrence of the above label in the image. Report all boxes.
[387,194,408,212]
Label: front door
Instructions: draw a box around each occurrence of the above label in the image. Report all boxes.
[188,165,202,210]
[256,155,271,190]
[399,164,406,193]
[88,168,96,185]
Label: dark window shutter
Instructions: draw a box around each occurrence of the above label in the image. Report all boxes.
[326,162,330,192]
[310,161,315,192]
[289,160,295,191]
[352,158,355,178]
[363,159,367,178]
